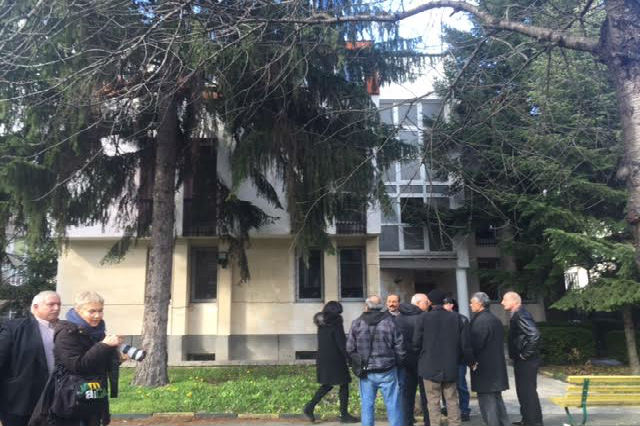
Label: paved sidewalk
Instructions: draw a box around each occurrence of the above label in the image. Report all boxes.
[112,368,640,426]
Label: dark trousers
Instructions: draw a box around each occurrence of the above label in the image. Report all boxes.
[477,392,510,426]
[0,413,30,426]
[514,358,543,426]
[306,383,350,415]
[399,367,429,426]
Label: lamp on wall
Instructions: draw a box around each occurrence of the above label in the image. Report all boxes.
[217,251,229,268]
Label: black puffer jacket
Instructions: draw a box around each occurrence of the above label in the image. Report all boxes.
[53,321,119,425]
[394,303,423,368]
[508,307,541,361]
[313,312,350,385]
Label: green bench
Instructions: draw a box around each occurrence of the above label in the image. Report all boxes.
[551,375,640,425]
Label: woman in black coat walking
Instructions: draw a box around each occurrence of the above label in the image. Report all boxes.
[303,301,358,423]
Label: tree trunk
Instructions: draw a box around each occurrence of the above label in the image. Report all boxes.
[604,0,640,375]
[622,305,640,374]
[132,95,178,387]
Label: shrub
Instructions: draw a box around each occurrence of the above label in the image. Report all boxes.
[605,331,640,363]
[538,326,596,365]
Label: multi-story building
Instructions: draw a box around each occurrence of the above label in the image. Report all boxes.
[56,82,544,363]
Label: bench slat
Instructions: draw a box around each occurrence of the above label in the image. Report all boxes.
[552,395,640,407]
[566,385,640,392]
[567,375,640,384]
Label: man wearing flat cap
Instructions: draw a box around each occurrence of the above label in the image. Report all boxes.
[413,289,474,426]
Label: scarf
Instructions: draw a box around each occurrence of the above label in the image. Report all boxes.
[66,308,106,342]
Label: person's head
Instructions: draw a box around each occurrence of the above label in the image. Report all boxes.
[410,293,429,311]
[74,291,105,327]
[443,297,458,312]
[365,295,383,312]
[386,294,400,312]
[323,301,343,315]
[470,292,490,313]
[427,288,445,307]
[501,291,522,313]
[31,291,61,322]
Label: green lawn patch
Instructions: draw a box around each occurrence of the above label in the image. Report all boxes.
[111,366,388,417]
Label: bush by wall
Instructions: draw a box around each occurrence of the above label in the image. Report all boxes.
[605,331,640,363]
[538,326,596,365]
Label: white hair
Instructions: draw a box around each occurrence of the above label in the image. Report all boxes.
[411,293,427,305]
[74,291,104,309]
[31,290,60,306]
[472,292,491,308]
[365,295,383,311]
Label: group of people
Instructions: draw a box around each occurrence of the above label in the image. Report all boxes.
[0,290,123,426]
[304,290,543,426]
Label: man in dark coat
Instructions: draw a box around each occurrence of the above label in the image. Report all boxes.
[502,291,543,426]
[0,291,61,426]
[413,289,474,426]
[442,297,471,422]
[469,292,510,426]
[395,293,429,426]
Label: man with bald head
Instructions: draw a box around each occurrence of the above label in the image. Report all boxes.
[502,291,543,426]
[347,295,405,426]
[0,290,61,426]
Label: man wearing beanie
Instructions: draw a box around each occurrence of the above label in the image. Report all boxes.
[413,289,474,426]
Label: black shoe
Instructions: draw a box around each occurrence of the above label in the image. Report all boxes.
[512,422,524,426]
[440,407,448,416]
[461,413,471,422]
[340,413,359,423]
[303,403,315,423]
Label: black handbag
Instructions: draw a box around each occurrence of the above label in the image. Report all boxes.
[50,365,107,419]
[350,324,378,378]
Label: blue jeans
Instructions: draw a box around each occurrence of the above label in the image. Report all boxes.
[458,364,470,415]
[359,367,403,426]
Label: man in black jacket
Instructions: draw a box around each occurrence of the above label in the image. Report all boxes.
[413,289,474,426]
[470,292,510,426]
[0,291,61,426]
[395,293,429,426]
[502,291,543,426]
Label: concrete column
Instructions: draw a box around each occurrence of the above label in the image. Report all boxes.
[168,240,188,363]
[456,267,470,319]
[216,242,232,360]
[366,237,381,297]
[324,249,339,301]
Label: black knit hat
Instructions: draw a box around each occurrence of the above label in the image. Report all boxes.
[427,288,446,306]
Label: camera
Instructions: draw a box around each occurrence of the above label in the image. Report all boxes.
[120,344,146,361]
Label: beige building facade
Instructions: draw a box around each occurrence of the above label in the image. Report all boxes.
[57,91,544,364]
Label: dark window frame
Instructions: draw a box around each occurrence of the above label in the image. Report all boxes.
[339,247,366,300]
[190,247,218,303]
[296,249,324,302]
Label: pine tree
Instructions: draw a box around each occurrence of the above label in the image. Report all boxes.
[0,0,420,385]
[430,6,639,370]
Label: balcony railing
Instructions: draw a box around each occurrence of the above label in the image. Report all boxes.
[336,201,367,234]
[137,198,217,237]
[183,198,217,236]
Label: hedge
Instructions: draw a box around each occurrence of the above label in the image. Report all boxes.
[538,326,596,365]
[605,331,640,363]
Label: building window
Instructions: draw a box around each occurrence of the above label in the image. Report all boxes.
[340,248,365,299]
[190,248,217,302]
[297,249,323,300]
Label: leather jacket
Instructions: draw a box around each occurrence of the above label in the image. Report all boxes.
[508,307,541,361]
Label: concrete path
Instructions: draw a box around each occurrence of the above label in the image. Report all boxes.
[113,368,640,426]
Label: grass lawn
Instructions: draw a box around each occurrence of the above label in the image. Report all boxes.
[111,366,382,417]
[540,364,633,381]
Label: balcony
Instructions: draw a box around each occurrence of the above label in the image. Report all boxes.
[137,198,217,237]
[183,198,217,236]
[336,200,367,234]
